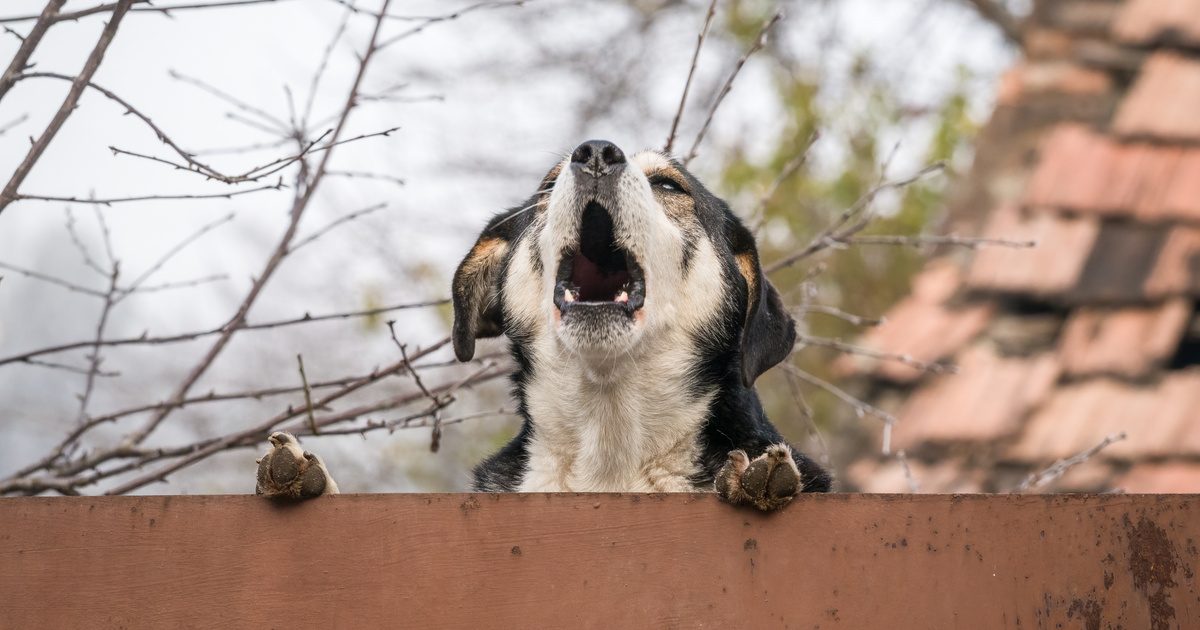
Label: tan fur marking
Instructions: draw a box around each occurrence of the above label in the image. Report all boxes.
[463,237,506,274]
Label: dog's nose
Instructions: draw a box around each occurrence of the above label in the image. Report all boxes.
[571,140,625,175]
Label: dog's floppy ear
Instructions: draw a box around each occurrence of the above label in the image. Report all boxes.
[451,218,513,362]
[728,219,796,387]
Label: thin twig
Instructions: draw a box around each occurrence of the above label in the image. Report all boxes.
[0,0,135,215]
[0,0,67,103]
[10,181,284,206]
[683,11,782,166]
[0,113,29,136]
[845,234,1037,249]
[0,0,294,24]
[764,162,946,274]
[296,354,318,435]
[1015,432,1127,492]
[897,450,920,493]
[0,261,107,297]
[796,332,957,375]
[663,0,718,155]
[781,363,897,454]
[289,202,386,252]
[0,299,448,368]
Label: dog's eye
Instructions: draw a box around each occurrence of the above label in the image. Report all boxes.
[649,175,685,194]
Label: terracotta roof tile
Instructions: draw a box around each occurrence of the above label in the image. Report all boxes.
[1058,299,1193,377]
[996,62,1113,106]
[1072,221,1170,302]
[1119,462,1200,493]
[965,204,1099,296]
[892,346,1060,449]
[1144,226,1200,297]
[1115,0,1200,48]
[1114,53,1200,142]
[834,261,992,383]
[1024,125,1200,221]
[1010,370,1200,461]
[845,458,982,494]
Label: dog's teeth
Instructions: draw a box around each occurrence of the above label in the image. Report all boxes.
[615,291,629,303]
[564,289,575,302]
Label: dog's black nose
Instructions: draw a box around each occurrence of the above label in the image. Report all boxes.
[571,140,625,174]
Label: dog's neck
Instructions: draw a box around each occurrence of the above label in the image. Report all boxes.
[516,336,715,492]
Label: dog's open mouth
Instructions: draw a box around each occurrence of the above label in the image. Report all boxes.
[554,201,645,316]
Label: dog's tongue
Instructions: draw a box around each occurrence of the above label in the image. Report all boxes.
[571,253,628,301]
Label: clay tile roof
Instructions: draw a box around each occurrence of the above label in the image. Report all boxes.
[1024,125,1200,221]
[846,458,982,493]
[1058,298,1192,377]
[892,346,1060,449]
[833,261,992,383]
[1009,370,1200,462]
[996,61,1113,106]
[1114,0,1200,48]
[965,204,1098,296]
[1144,226,1200,296]
[1119,462,1200,493]
[843,0,1200,493]
[1113,53,1200,142]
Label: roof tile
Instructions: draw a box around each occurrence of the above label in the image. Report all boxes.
[834,261,992,383]
[1118,463,1200,493]
[1058,299,1193,378]
[1144,226,1200,297]
[1115,0,1200,48]
[892,346,1060,449]
[845,458,982,494]
[1114,53,1200,142]
[965,204,1099,296]
[996,62,1113,106]
[1010,370,1200,461]
[1024,125,1200,221]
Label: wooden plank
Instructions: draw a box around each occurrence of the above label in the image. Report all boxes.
[1,494,1198,629]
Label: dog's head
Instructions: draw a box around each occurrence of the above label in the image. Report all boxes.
[451,140,794,388]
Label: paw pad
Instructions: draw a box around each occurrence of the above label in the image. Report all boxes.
[255,432,339,500]
[716,444,802,511]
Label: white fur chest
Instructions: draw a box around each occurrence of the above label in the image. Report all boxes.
[516,347,713,493]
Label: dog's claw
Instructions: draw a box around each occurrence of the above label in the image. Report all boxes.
[255,432,339,500]
[715,444,802,511]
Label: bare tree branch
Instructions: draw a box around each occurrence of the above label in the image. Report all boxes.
[683,11,781,166]
[1015,432,1127,492]
[0,0,67,103]
[0,0,135,215]
[0,299,448,368]
[663,0,718,155]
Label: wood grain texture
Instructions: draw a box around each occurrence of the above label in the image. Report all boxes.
[1,493,1198,629]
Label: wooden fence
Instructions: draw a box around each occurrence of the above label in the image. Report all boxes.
[1,493,1197,628]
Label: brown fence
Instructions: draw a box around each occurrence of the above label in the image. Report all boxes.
[1,493,1197,628]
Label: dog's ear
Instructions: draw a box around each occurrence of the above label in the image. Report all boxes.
[451,217,513,362]
[728,219,796,387]
[453,163,560,361]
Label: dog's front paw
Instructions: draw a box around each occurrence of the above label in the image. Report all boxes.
[715,444,801,511]
[255,432,339,500]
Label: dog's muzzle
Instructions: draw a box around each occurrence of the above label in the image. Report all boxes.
[552,140,646,322]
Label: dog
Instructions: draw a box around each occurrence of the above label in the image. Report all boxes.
[256,140,831,510]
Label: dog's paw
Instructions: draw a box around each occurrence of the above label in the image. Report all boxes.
[255,432,339,500]
[715,444,801,511]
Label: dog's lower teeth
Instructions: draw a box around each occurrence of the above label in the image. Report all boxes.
[615,291,629,303]
[564,289,575,302]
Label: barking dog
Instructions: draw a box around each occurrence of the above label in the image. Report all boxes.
[257,140,831,510]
